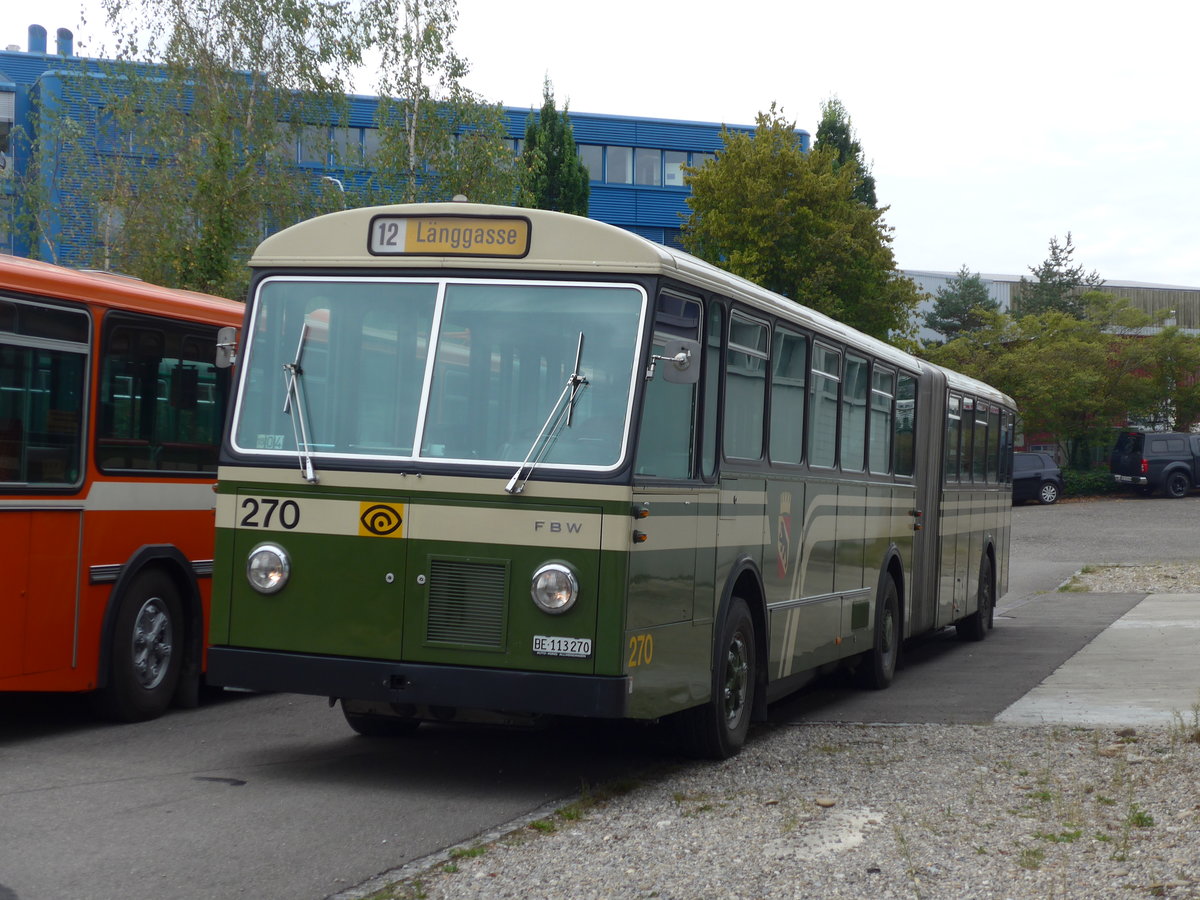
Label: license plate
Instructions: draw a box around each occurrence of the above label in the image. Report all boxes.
[532,635,593,658]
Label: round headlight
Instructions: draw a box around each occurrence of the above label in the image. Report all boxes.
[531,563,578,614]
[247,542,290,594]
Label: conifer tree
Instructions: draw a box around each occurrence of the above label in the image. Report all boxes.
[517,79,589,215]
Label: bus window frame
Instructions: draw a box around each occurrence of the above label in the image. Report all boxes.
[97,308,229,477]
[0,293,92,493]
[722,309,771,464]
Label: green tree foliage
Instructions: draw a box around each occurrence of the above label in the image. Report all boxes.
[516,79,589,215]
[682,104,920,341]
[923,301,1152,462]
[923,265,1000,342]
[814,96,876,208]
[366,0,515,205]
[55,0,375,296]
[6,99,88,266]
[1015,232,1103,318]
[1123,326,1200,432]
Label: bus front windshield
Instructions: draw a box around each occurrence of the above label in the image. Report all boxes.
[232,278,646,471]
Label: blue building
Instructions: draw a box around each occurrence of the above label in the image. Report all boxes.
[0,24,810,263]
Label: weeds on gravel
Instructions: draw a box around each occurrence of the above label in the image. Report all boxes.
[361,775,646,900]
[891,820,924,897]
[1168,697,1200,746]
[1018,846,1046,870]
[1034,828,1083,843]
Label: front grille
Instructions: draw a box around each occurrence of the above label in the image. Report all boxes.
[426,558,508,648]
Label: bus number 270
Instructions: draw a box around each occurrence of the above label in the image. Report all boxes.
[628,633,654,667]
[239,497,301,530]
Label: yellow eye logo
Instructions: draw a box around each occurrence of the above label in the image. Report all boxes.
[359,503,404,537]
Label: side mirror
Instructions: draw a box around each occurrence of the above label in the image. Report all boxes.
[649,338,701,385]
[215,326,238,369]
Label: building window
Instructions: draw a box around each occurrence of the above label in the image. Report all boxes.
[634,148,661,186]
[299,125,329,165]
[578,144,602,181]
[691,151,715,169]
[606,146,632,184]
[332,127,361,167]
[363,127,380,162]
[664,150,687,186]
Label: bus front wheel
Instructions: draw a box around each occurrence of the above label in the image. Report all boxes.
[94,569,184,722]
[676,596,756,760]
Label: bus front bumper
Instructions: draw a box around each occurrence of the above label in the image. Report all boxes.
[206,647,631,719]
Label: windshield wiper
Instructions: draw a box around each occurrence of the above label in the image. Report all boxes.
[282,322,318,484]
[505,332,588,495]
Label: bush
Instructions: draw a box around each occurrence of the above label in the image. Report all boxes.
[1063,467,1122,498]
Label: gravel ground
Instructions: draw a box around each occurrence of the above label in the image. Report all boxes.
[344,567,1200,900]
[1066,562,1200,594]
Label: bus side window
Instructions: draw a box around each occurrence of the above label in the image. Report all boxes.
[723,313,768,461]
[769,327,806,466]
[701,303,722,479]
[869,366,895,475]
[894,373,916,477]
[840,354,868,472]
[99,314,228,473]
[635,292,702,479]
[0,305,88,485]
[944,393,962,483]
[808,343,841,468]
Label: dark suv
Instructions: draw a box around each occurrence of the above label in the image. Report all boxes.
[1110,430,1200,498]
[1012,452,1064,504]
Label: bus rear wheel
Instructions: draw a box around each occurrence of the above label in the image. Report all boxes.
[957,555,995,642]
[94,569,183,722]
[857,577,900,690]
[676,596,756,760]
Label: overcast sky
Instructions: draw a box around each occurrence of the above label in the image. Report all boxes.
[7,0,1198,286]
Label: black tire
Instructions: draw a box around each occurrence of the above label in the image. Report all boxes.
[93,569,184,722]
[676,596,756,760]
[1165,471,1190,499]
[1037,481,1060,505]
[957,555,995,642]
[342,701,421,737]
[857,577,900,690]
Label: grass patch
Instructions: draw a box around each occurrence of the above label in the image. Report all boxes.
[1125,804,1155,829]
[1018,846,1046,870]
[1034,828,1083,843]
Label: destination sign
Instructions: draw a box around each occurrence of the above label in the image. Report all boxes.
[368,214,531,258]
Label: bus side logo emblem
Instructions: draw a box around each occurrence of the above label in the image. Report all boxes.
[359,503,404,538]
[776,492,792,578]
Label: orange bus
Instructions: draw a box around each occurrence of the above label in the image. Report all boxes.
[1,255,242,720]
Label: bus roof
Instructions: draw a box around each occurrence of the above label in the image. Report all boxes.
[250,202,1014,409]
[1,254,243,325]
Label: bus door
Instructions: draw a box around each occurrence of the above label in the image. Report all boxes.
[1,295,90,678]
[908,367,946,635]
[626,292,708,712]
[0,507,83,679]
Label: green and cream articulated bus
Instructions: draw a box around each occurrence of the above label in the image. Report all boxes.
[207,202,1014,759]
